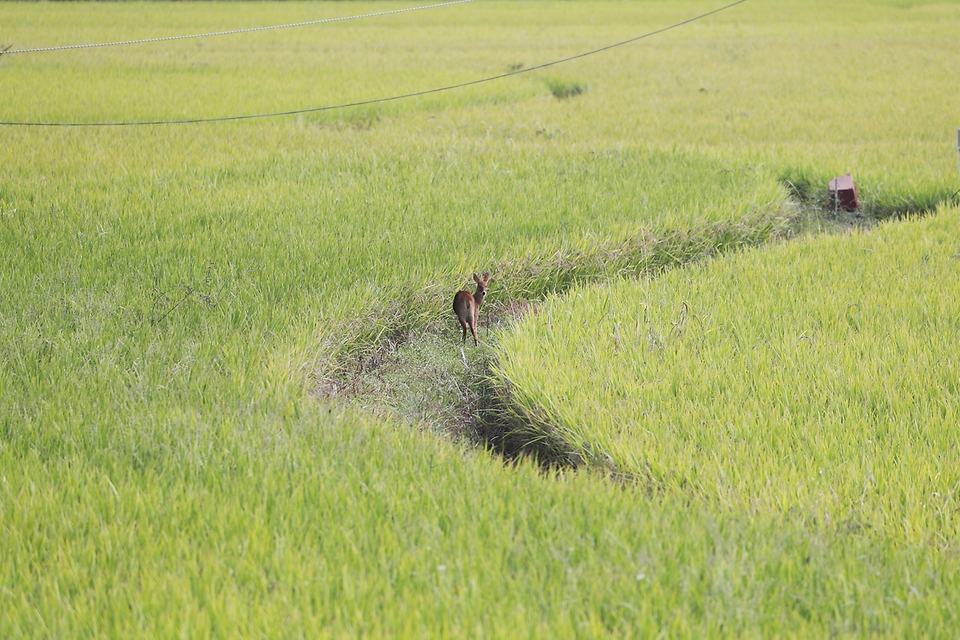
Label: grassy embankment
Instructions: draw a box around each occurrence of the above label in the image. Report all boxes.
[1,0,957,636]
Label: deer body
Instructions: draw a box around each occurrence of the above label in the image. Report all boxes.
[453,272,490,346]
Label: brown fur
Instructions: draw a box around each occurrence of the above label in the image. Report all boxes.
[452,272,490,346]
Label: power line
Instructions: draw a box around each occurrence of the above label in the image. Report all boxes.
[0,0,475,56]
[0,0,748,127]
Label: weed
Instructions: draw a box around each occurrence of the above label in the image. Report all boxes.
[544,77,588,99]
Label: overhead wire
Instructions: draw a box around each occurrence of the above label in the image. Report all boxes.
[0,0,748,127]
[0,0,475,56]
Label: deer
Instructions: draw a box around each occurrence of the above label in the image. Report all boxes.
[452,272,490,346]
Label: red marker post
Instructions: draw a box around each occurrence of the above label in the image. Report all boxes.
[828,174,860,212]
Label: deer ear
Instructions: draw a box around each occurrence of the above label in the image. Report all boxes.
[473,273,481,284]
[482,272,491,282]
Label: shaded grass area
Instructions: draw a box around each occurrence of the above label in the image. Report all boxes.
[779,168,959,222]
[544,77,588,100]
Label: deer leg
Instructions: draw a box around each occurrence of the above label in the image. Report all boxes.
[469,315,479,346]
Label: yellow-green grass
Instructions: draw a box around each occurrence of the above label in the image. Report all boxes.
[8,418,957,637]
[1,0,958,635]
[494,204,960,613]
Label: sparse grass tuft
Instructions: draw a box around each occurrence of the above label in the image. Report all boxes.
[544,77,588,99]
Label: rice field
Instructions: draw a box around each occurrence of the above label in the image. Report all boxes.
[495,202,960,541]
[1,0,958,636]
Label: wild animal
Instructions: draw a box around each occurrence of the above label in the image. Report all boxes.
[453,272,490,346]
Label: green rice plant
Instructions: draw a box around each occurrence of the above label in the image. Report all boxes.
[495,203,960,546]
[0,0,957,635]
